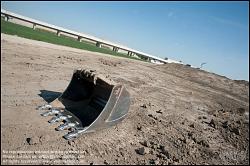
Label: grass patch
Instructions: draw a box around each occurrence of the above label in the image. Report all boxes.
[1,19,147,62]
[35,27,57,35]
[35,28,98,46]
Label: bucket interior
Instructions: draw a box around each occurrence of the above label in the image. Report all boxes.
[58,72,113,128]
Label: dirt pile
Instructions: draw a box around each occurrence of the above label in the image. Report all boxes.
[1,33,249,165]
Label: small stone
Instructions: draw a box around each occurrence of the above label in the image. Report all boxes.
[130,142,135,145]
[26,136,39,145]
[151,144,158,150]
[202,116,207,119]
[90,69,96,72]
[120,151,124,157]
[200,140,209,147]
[68,140,75,146]
[189,124,195,128]
[57,56,61,58]
[136,147,149,155]
[218,109,224,112]
[172,156,179,162]
[161,147,169,158]
[150,149,155,155]
[149,159,156,165]
[236,120,242,125]
[39,135,50,143]
[141,104,147,108]
[136,147,144,155]
[150,141,154,145]
[222,121,228,128]
[188,132,193,137]
[140,140,149,147]
[157,145,163,150]
[231,127,240,135]
[237,107,245,114]
[104,160,108,165]
[209,119,216,128]
[156,153,164,159]
[26,138,31,144]
[148,114,158,120]
[179,137,186,144]
[156,110,163,114]
[137,125,142,131]
[148,114,153,118]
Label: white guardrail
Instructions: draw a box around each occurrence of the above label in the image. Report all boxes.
[1,8,182,64]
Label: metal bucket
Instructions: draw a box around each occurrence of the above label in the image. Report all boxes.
[37,69,130,140]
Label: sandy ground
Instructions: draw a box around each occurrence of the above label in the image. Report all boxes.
[1,33,249,165]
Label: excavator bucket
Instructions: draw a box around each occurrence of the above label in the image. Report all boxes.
[37,69,130,140]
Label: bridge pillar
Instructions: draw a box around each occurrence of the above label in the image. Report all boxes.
[56,30,61,36]
[96,42,102,48]
[127,51,133,56]
[113,47,119,52]
[77,36,82,42]
[4,15,9,21]
[32,24,36,30]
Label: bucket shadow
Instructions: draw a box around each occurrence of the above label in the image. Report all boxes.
[38,90,62,103]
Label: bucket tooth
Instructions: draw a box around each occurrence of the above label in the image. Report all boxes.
[63,130,81,140]
[56,122,76,131]
[40,109,60,117]
[36,104,52,110]
[48,114,72,124]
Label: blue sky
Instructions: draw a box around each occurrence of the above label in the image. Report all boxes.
[1,1,249,80]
